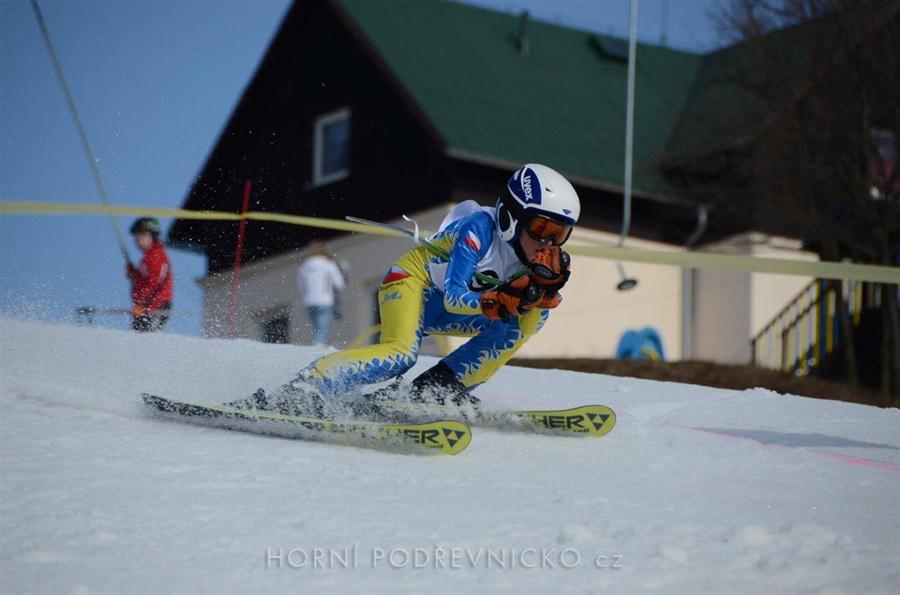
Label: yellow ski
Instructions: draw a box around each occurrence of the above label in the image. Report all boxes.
[142,394,471,455]
[500,405,616,437]
[352,399,616,437]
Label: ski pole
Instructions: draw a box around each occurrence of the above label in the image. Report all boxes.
[31,0,132,266]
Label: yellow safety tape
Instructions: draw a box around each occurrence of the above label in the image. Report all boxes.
[0,200,402,237]
[2,200,897,284]
[566,244,899,285]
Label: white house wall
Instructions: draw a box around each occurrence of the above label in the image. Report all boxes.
[491,227,684,360]
[692,268,752,363]
[691,233,815,364]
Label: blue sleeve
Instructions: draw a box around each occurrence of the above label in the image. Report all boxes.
[442,212,494,315]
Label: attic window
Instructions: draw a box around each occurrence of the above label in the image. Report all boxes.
[313,107,351,186]
[590,35,629,62]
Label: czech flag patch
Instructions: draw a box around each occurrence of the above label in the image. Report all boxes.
[382,265,410,284]
[463,230,482,252]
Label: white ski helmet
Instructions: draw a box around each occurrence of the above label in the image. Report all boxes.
[496,164,580,255]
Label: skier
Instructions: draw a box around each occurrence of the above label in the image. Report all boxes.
[244,163,578,414]
[126,217,173,332]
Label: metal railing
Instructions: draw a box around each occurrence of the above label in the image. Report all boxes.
[751,279,873,374]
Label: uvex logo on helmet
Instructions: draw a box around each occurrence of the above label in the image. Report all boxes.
[514,167,542,206]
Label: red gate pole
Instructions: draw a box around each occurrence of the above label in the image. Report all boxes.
[226,181,252,338]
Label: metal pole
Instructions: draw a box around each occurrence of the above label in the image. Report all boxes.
[30,0,132,265]
[615,0,639,291]
[660,0,669,46]
[620,0,638,246]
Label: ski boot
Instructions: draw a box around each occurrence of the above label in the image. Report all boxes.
[410,362,481,408]
[349,376,412,421]
[225,376,326,419]
[362,363,480,408]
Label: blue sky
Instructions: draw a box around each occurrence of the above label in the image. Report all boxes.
[0,0,724,336]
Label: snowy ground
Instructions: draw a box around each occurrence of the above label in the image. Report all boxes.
[1,318,899,594]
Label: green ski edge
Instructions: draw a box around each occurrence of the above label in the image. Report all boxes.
[141,394,471,455]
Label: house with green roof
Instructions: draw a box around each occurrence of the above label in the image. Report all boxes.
[170,0,817,363]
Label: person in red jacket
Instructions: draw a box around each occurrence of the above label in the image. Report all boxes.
[126,217,173,332]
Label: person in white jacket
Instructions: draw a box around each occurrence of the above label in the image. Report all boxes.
[297,242,346,346]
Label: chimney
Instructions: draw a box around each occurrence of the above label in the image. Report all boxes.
[518,10,530,57]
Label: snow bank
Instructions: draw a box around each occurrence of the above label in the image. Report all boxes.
[2,318,898,594]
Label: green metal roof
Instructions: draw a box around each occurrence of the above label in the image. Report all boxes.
[339,0,703,196]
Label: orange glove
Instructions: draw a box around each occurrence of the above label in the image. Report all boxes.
[125,263,136,280]
[528,246,571,310]
[528,246,571,291]
[480,275,541,321]
[132,304,148,318]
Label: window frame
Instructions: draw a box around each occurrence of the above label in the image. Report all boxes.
[312,107,351,187]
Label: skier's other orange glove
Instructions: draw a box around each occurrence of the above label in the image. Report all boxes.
[529,246,570,289]
[528,246,571,309]
[480,275,541,321]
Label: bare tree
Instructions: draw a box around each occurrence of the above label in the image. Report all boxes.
[670,0,899,402]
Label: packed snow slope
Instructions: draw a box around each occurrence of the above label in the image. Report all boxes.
[2,318,899,595]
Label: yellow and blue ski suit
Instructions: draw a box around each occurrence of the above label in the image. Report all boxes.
[302,202,550,396]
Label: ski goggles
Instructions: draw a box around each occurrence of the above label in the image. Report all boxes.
[522,215,573,246]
